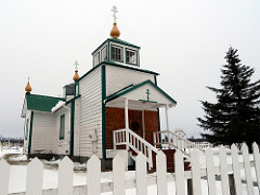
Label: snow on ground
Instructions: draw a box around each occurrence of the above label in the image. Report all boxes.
[0,146,259,194]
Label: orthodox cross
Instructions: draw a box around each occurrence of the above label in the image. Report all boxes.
[74,60,79,70]
[111,6,118,23]
[145,89,150,101]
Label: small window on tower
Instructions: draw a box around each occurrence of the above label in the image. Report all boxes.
[126,49,136,65]
[94,52,100,66]
[101,47,107,62]
[111,45,122,61]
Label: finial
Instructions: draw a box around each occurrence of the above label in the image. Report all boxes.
[73,61,80,82]
[110,6,120,39]
[25,77,32,93]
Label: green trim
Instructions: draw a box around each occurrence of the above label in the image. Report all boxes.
[59,114,65,140]
[66,94,81,105]
[77,61,159,83]
[108,38,140,49]
[70,101,75,156]
[106,80,177,105]
[101,65,106,159]
[106,84,134,100]
[154,75,157,86]
[28,111,34,154]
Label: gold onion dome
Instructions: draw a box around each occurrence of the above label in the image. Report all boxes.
[110,23,120,39]
[73,70,80,82]
[25,81,32,93]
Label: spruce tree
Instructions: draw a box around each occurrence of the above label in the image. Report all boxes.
[198,47,260,147]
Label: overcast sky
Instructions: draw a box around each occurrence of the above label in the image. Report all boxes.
[1,0,260,138]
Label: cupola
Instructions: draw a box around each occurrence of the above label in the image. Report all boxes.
[91,6,140,68]
[73,61,80,82]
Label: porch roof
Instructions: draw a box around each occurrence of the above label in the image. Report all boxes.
[105,80,177,108]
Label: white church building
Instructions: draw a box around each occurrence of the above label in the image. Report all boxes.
[21,11,193,170]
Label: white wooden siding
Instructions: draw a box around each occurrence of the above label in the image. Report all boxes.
[53,107,70,155]
[31,112,55,154]
[121,83,174,106]
[78,66,103,158]
[73,99,80,156]
[106,65,155,96]
[23,110,31,154]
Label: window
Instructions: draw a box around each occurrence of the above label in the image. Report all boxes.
[101,46,107,62]
[111,46,122,61]
[66,85,75,96]
[126,49,136,64]
[60,114,65,140]
[25,118,29,140]
[93,52,100,66]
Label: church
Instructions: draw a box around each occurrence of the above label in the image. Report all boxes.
[21,9,190,170]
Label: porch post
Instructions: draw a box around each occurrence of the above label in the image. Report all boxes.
[165,104,170,147]
[165,104,170,131]
[125,98,129,129]
[124,98,129,150]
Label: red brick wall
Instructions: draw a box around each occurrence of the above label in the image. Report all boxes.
[105,107,159,149]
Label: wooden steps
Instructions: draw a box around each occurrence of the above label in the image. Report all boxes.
[151,149,191,172]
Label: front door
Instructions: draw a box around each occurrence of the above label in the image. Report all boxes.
[129,109,143,138]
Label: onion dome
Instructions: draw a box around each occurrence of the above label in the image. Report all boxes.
[73,70,80,82]
[110,23,120,39]
[25,81,32,93]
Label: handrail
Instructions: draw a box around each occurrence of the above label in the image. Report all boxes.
[153,130,205,157]
[113,128,158,170]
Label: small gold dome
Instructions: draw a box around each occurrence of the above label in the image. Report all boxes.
[110,23,120,39]
[25,81,32,93]
[73,70,80,82]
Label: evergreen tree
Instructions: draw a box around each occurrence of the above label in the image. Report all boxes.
[198,47,260,147]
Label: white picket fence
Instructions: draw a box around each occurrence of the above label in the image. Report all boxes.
[0,143,260,195]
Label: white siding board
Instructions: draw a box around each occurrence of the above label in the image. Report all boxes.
[106,65,155,96]
[31,112,55,154]
[121,83,174,105]
[53,107,70,155]
[78,67,103,158]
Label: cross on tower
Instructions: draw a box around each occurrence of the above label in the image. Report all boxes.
[146,89,150,101]
[111,6,118,23]
[74,60,79,70]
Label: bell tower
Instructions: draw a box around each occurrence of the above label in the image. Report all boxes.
[92,6,140,67]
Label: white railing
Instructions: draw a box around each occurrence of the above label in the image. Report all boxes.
[113,128,158,170]
[153,130,205,157]
[1,143,260,195]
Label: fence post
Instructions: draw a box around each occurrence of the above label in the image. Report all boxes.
[26,158,43,195]
[136,153,147,195]
[156,151,167,195]
[231,144,242,195]
[206,148,216,195]
[59,156,73,195]
[242,143,254,194]
[87,155,101,195]
[219,145,230,195]
[0,159,10,195]
[253,142,260,187]
[175,150,185,195]
[191,149,201,195]
[113,154,125,195]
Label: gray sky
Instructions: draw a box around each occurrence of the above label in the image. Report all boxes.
[1,0,260,138]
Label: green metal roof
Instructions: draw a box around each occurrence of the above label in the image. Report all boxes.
[105,80,177,105]
[26,93,65,112]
